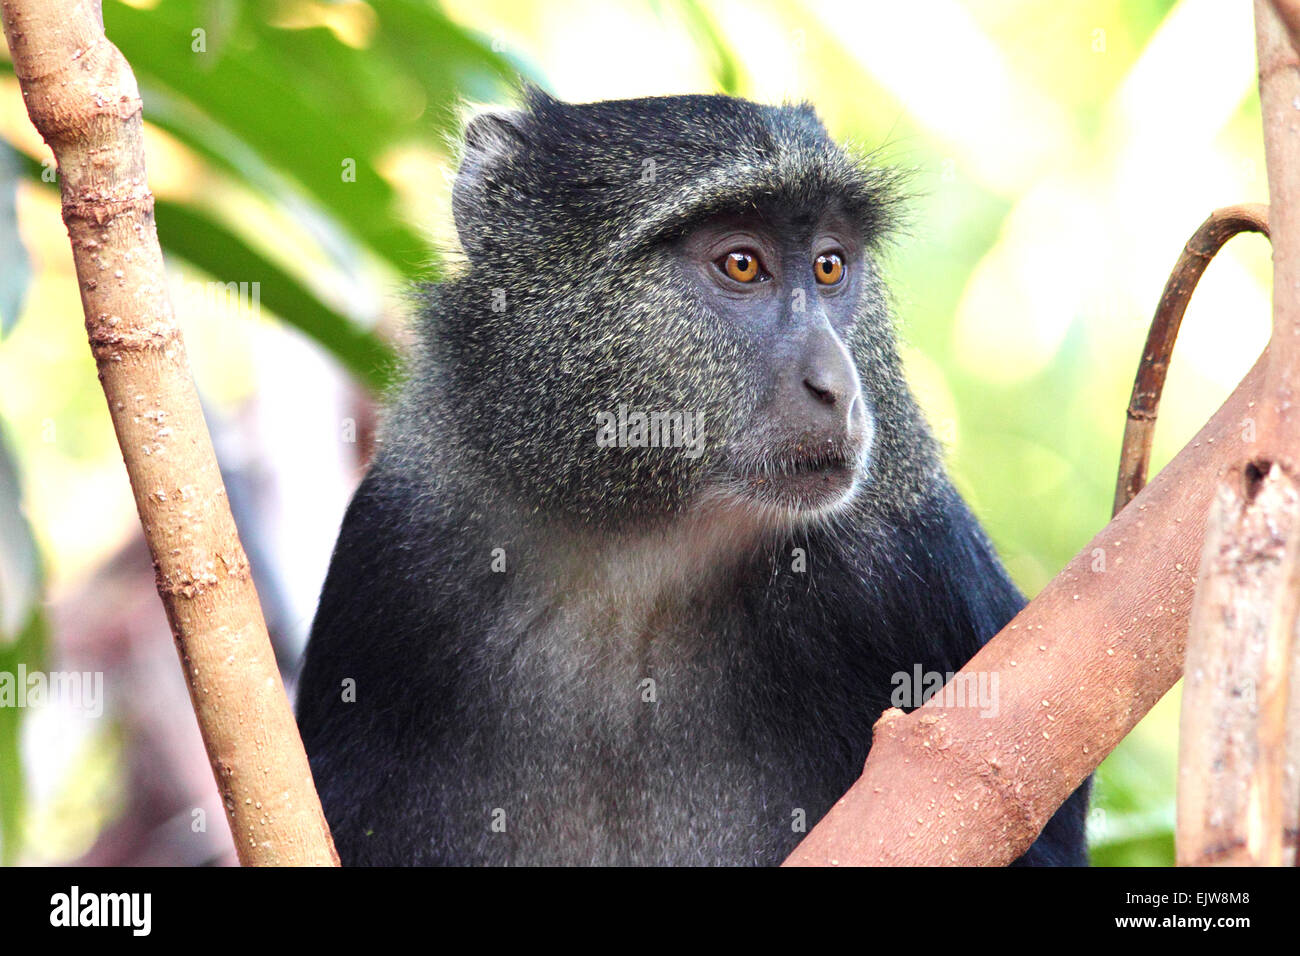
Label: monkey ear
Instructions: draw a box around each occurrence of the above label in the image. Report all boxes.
[462,108,527,156]
[452,108,528,256]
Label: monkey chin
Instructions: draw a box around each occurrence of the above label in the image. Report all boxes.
[746,464,863,526]
[701,450,869,535]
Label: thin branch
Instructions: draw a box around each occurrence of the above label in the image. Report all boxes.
[0,0,338,865]
[1113,205,1269,517]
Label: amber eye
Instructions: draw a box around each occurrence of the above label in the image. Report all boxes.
[720,250,762,283]
[814,252,845,285]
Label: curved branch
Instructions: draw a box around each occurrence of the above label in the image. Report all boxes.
[1112,204,1269,517]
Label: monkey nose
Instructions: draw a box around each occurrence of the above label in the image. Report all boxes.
[794,327,861,430]
[803,373,845,406]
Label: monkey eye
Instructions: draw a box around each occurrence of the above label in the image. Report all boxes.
[814,252,845,285]
[717,249,767,284]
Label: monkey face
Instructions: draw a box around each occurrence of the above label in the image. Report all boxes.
[431,89,929,534]
[673,207,877,524]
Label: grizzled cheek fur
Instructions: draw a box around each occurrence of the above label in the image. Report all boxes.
[836,260,928,494]
[449,256,762,528]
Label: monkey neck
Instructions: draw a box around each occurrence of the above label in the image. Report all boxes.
[505,496,803,631]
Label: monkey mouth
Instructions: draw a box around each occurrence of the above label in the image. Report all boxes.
[729,440,865,517]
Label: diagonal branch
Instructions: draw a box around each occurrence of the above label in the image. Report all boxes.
[787,351,1266,865]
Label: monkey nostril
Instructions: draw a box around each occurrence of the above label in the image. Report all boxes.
[804,377,838,406]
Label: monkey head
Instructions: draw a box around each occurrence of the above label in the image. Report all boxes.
[430,88,930,535]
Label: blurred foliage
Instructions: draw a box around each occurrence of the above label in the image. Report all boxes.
[0,0,533,388]
[0,0,1276,865]
[0,609,46,866]
[0,141,26,333]
[0,420,46,865]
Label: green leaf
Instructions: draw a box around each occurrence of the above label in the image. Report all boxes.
[155,201,400,391]
[4,2,524,385]
[100,0,528,277]
[9,151,398,392]
[0,607,47,865]
[669,0,746,96]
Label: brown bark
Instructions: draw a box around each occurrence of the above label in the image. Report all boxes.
[1177,467,1300,865]
[1256,0,1300,470]
[1170,1,1300,868]
[0,0,338,865]
[786,352,1266,866]
[1271,1,1300,105]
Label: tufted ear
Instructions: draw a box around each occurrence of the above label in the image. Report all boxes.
[462,108,526,155]
[452,107,527,256]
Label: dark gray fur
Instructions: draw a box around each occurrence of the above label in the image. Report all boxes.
[296,88,1090,865]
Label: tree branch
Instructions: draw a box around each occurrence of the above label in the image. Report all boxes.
[1113,204,1269,516]
[0,0,337,865]
[1177,464,1300,865]
[1171,0,1300,868]
[786,351,1266,865]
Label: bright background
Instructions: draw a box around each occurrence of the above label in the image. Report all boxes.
[0,0,1274,865]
